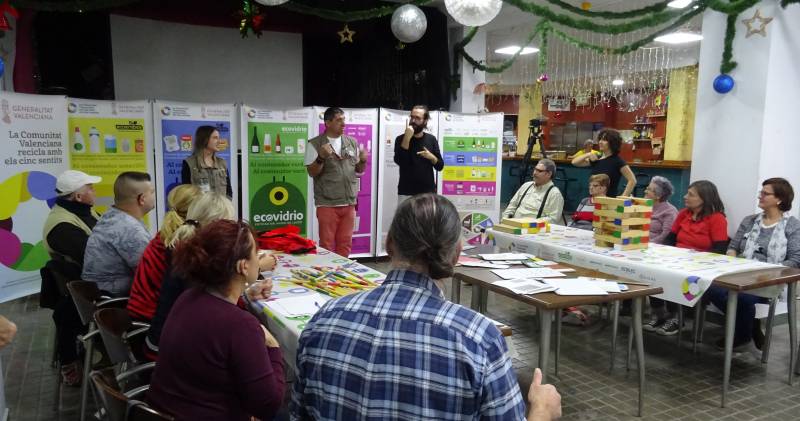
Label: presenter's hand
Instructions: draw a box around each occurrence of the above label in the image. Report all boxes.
[404,120,414,139]
[319,143,335,160]
[417,147,436,162]
[358,148,368,164]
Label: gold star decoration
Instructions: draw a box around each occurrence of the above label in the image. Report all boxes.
[742,9,773,38]
[338,24,355,44]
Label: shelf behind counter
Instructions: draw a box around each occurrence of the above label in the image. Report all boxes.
[499,155,692,212]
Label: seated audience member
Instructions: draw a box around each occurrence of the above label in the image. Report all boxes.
[145,193,276,357]
[147,220,284,420]
[568,139,598,159]
[292,193,562,421]
[42,170,101,385]
[503,158,565,224]
[128,184,201,322]
[644,176,679,244]
[706,177,800,349]
[647,180,727,336]
[82,172,155,296]
[570,174,610,231]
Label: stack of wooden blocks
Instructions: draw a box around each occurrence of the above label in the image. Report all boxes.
[592,196,653,250]
[492,217,550,235]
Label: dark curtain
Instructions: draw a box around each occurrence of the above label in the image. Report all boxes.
[302,6,450,110]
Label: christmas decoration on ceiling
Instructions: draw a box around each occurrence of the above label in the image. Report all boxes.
[337,24,355,44]
[0,0,18,31]
[444,0,503,27]
[390,4,427,44]
[741,9,773,38]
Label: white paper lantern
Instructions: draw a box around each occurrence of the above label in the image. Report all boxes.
[391,4,428,43]
[444,0,503,27]
[254,0,289,6]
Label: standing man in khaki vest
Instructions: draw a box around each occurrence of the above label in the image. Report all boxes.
[305,107,367,257]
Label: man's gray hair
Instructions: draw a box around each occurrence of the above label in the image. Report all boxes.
[649,175,674,202]
[538,158,556,176]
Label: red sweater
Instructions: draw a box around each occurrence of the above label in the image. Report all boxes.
[128,234,169,321]
[147,288,285,421]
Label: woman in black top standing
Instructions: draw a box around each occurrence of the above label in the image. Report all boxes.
[572,129,636,197]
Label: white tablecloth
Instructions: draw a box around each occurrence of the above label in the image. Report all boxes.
[487,226,783,305]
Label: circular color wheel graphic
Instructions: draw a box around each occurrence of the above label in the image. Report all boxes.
[460,212,494,245]
[682,276,701,301]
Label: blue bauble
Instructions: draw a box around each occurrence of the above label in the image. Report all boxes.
[0,58,4,78]
[713,74,734,94]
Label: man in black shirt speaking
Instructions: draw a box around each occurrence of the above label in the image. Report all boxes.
[393,105,444,204]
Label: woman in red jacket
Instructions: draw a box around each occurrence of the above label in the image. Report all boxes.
[645,180,728,336]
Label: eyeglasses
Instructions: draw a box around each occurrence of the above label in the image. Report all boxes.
[226,221,251,272]
[758,190,775,197]
[533,168,547,173]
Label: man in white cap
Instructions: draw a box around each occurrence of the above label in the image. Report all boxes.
[42,169,102,386]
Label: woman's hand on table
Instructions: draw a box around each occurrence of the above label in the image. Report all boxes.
[258,251,278,272]
[246,279,273,301]
[260,325,280,348]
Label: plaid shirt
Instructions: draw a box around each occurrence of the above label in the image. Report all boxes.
[291,270,526,420]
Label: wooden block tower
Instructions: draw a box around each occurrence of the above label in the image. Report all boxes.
[592,196,653,250]
[492,217,550,235]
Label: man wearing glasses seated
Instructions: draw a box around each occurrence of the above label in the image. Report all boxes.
[503,158,564,225]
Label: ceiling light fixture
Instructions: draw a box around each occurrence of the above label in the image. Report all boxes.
[667,0,693,8]
[494,46,539,55]
[612,79,625,86]
[654,32,703,44]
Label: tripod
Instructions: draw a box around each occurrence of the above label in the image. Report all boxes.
[520,118,547,186]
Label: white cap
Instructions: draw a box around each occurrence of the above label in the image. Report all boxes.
[56,170,102,196]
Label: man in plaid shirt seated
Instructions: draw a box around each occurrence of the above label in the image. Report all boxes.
[291,194,561,420]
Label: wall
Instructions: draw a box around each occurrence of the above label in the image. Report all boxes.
[110,15,303,106]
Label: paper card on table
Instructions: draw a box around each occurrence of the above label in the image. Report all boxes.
[576,276,622,293]
[531,259,558,266]
[493,278,557,295]
[458,256,511,269]
[490,268,567,280]
[479,253,531,261]
[461,245,477,251]
[555,268,576,273]
[542,278,608,295]
[268,293,325,317]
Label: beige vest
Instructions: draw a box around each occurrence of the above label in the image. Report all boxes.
[186,153,229,196]
[42,203,99,265]
[309,134,359,206]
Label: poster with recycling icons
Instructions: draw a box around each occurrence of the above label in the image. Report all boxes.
[240,106,314,236]
[68,98,155,232]
[153,101,238,229]
[438,112,504,245]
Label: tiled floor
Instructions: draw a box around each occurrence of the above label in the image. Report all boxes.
[1,261,798,420]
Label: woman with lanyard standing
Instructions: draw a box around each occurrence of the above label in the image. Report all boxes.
[572,129,636,197]
[706,178,800,349]
[181,125,232,198]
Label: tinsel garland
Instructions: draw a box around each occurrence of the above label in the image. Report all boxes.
[280,0,434,22]
[543,0,672,19]
[720,13,738,74]
[453,21,548,74]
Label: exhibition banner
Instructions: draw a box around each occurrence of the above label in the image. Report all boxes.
[375,108,441,256]
[241,107,313,236]
[153,101,238,227]
[67,99,155,231]
[438,112,503,245]
[0,92,69,302]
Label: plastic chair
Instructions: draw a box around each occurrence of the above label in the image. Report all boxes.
[127,400,175,421]
[67,281,129,421]
[553,167,577,205]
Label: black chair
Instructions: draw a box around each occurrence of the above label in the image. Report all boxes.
[89,367,153,421]
[67,281,129,421]
[128,400,175,421]
[633,173,651,197]
[554,168,577,221]
[93,308,154,390]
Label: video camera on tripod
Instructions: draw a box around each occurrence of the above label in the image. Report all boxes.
[520,117,547,185]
